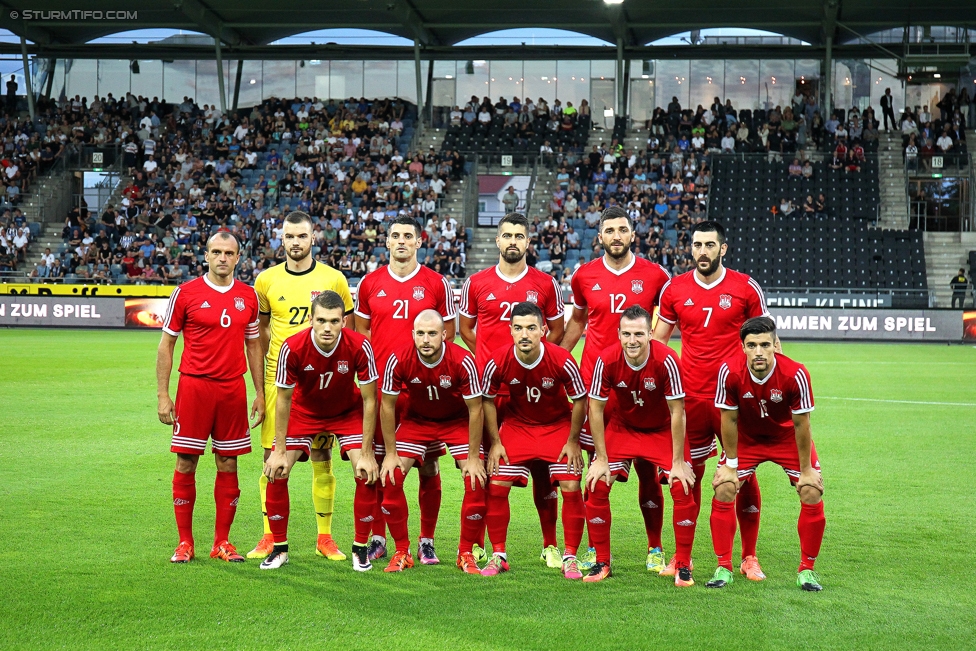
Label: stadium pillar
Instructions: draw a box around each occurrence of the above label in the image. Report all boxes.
[823,35,833,119]
[232,59,243,112]
[615,38,624,117]
[19,37,35,121]
[215,39,227,114]
[414,39,424,128]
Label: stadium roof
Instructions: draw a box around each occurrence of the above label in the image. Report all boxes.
[1,0,974,57]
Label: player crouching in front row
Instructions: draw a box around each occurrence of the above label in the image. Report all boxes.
[706,316,826,591]
[262,291,382,571]
[480,302,589,579]
[377,309,487,573]
[583,306,698,584]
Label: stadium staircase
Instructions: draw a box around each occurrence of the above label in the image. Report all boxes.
[18,169,76,274]
[877,132,909,229]
[924,231,976,307]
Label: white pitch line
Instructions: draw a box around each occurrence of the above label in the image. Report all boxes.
[819,396,976,407]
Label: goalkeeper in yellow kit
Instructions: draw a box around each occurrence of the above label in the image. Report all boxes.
[247,211,354,560]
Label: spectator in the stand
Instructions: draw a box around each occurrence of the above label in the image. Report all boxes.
[502,186,519,214]
[881,88,896,131]
[905,134,919,172]
[950,269,969,309]
[721,130,735,153]
[778,198,794,216]
[801,159,814,179]
[788,158,803,177]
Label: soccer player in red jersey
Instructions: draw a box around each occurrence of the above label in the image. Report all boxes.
[653,220,771,578]
[706,317,825,591]
[261,291,381,571]
[582,306,697,585]
[354,215,458,564]
[562,206,671,572]
[459,213,566,568]
[377,309,486,574]
[480,302,588,579]
[156,232,265,564]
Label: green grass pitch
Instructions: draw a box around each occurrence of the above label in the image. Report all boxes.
[2,329,975,650]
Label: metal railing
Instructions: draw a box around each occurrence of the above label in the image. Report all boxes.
[524,155,540,216]
[461,152,480,232]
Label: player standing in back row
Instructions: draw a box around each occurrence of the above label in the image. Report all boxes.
[248,211,354,562]
[157,232,265,564]
[561,206,671,572]
[653,220,770,579]
[459,212,567,569]
[354,215,458,565]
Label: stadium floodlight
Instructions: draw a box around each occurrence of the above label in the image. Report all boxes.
[604,0,624,5]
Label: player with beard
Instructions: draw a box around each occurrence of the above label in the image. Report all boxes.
[652,221,771,579]
[248,211,354,561]
[459,213,566,569]
[561,206,671,573]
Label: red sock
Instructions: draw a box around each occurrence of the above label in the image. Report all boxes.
[670,481,697,566]
[710,498,736,570]
[485,482,511,554]
[531,463,558,548]
[798,501,826,571]
[691,462,706,510]
[172,469,196,544]
[265,477,290,544]
[459,480,486,554]
[354,478,378,546]
[213,471,240,546]
[585,481,612,564]
[371,484,387,539]
[736,476,762,559]
[635,459,664,549]
[418,472,442,540]
[382,469,410,553]
[560,489,585,557]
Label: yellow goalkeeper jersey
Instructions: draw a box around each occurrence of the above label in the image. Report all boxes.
[254,260,354,376]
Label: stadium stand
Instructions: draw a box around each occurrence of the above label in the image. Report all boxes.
[37,95,474,286]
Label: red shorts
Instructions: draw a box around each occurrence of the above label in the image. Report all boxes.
[685,393,721,462]
[604,422,691,480]
[394,417,481,463]
[493,459,582,487]
[288,407,363,438]
[396,394,447,459]
[170,375,250,456]
[731,439,821,484]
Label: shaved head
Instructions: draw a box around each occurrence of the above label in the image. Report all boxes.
[414,309,444,329]
[206,231,240,254]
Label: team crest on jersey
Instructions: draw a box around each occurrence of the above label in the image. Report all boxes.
[310,291,321,300]
[439,375,452,388]
[644,378,656,391]
[770,389,783,403]
[541,377,554,389]
[719,294,733,310]
[631,280,644,294]
[234,297,245,311]
[525,291,539,304]
[337,361,349,374]
[413,286,426,301]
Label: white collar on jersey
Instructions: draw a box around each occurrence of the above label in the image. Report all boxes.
[417,344,446,368]
[494,263,529,284]
[311,328,342,358]
[601,253,636,276]
[203,273,234,294]
[693,266,727,290]
[748,356,777,385]
[624,351,650,371]
[514,342,545,370]
[386,261,422,283]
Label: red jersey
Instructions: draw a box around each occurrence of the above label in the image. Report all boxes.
[275,327,379,422]
[482,340,586,427]
[715,353,814,445]
[381,341,480,423]
[589,340,684,432]
[162,275,260,381]
[657,267,769,397]
[570,255,670,380]
[354,264,457,370]
[459,264,565,371]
